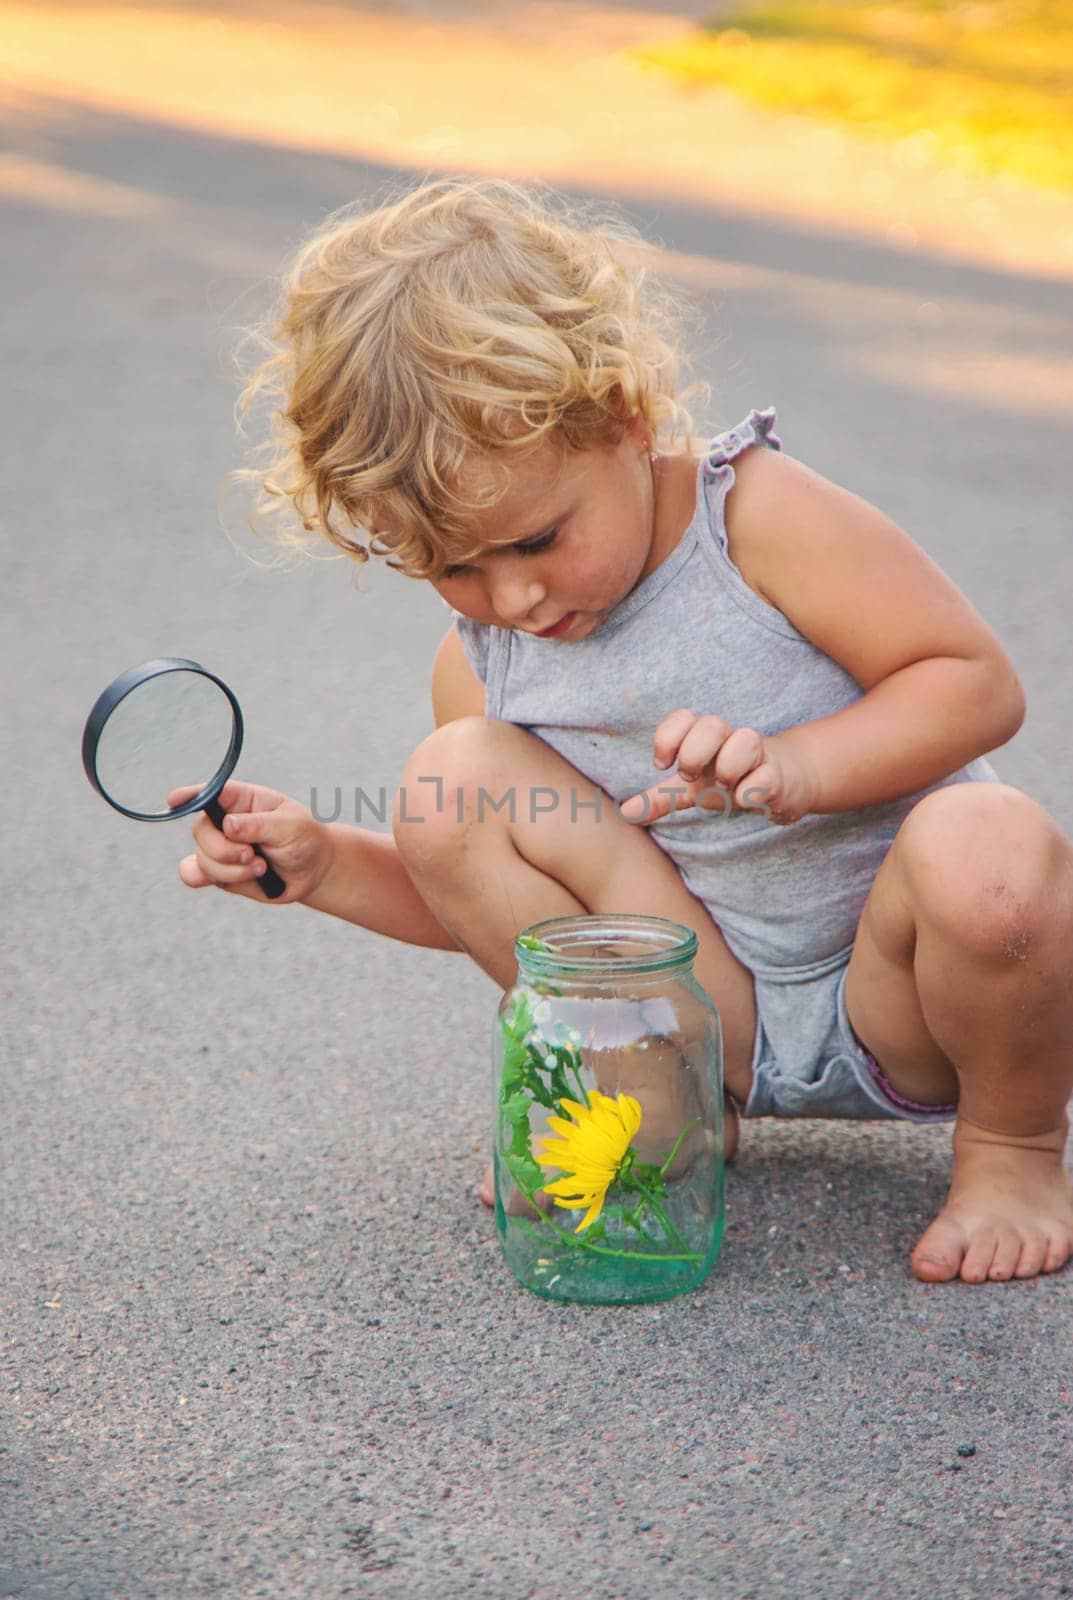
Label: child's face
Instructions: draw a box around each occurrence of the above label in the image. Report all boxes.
[430,414,662,641]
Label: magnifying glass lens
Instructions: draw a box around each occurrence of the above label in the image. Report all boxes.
[94,669,236,817]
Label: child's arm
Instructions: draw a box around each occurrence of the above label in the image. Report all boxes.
[301,826,463,948]
[620,447,1025,827]
[174,778,464,950]
[730,448,1025,814]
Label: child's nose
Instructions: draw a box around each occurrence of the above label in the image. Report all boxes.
[491,570,547,626]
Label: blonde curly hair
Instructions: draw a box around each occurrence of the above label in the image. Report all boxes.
[228,174,711,581]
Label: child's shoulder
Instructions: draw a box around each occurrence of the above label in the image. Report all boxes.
[718,434,879,643]
[713,427,796,608]
[717,431,1013,695]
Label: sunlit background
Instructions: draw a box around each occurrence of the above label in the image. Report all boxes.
[640,1,1072,195]
[3,0,1071,277]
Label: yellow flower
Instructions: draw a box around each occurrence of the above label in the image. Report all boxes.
[536,1091,643,1233]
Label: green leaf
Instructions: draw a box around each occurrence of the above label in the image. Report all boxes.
[500,1059,525,1097]
[508,1112,532,1154]
[524,1074,560,1110]
[500,1090,531,1125]
[630,1158,668,1193]
[503,990,535,1039]
[547,1065,572,1106]
[504,1150,544,1194]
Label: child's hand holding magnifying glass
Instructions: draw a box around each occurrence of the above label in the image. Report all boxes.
[81,657,334,903]
[168,777,335,904]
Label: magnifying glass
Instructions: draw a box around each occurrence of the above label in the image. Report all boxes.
[81,657,285,899]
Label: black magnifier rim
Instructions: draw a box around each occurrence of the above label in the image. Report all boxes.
[82,657,244,822]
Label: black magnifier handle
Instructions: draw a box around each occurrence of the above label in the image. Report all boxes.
[204,795,286,900]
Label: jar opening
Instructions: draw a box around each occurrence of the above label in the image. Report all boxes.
[515,913,698,976]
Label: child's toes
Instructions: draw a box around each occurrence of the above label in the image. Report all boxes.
[504,1187,555,1220]
[1013,1227,1049,1278]
[958,1225,1000,1283]
[910,1216,968,1282]
[1043,1229,1073,1274]
[985,1226,1024,1281]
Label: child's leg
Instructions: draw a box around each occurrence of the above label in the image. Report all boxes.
[844,782,1073,1284]
[392,716,758,1200]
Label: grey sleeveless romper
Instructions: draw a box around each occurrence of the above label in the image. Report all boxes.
[449,408,1000,1121]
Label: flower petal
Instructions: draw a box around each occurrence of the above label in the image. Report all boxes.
[618,1092,643,1142]
[556,1098,589,1123]
[551,1191,599,1214]
[544,1115,584,1140]
[533,1087,640,1227]
[576,1194,606,1232]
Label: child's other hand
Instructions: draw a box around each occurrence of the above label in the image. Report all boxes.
[168,779,335,904]
[618,709,814,828]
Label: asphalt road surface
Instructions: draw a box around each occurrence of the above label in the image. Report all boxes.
[3,83,1073,1600]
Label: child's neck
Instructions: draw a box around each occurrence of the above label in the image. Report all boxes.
[637,447,701,585]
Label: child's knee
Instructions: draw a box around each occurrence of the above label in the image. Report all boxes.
[393,715,536,869]
[395,715,599,847]
[898,786,1071,963]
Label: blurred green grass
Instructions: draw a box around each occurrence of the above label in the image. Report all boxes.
[631,1,1073,193]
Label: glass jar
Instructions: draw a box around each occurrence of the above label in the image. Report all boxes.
[492,913,725,1305]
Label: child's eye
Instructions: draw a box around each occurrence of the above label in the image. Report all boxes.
[518,529,558,556]
[442,528,558,581]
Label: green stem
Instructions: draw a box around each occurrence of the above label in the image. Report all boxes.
[568,1062,589,1105]
[513,1216,701,1264]
[513,1194,700,1263]
[626,1174,693,1257]
[659,1116,701,1179]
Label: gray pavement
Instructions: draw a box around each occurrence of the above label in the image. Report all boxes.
[3,86,1073,1600]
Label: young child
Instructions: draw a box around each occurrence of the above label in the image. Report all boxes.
[174,175,1073,1286]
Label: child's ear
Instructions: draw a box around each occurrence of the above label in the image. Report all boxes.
[608,385,648,440]
[621,407,653,454]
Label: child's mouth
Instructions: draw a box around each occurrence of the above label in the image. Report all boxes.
[535,611,577,638]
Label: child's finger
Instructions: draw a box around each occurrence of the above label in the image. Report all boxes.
[712,726,765,790]
[216,778,288,816]
[651,708,700,770]
[198,844,260,886]
[211,778,257,815]
[619,775,694,825]
[185,844,268,889]
[167,778,287,815]
[167,782,208,809]
[178,853,215,889]
[191,811,255,867]
[734,763,776,812]
[675,713,734,780]
[218,810,276,848]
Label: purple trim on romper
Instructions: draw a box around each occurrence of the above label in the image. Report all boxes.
[862,1049,959,1117]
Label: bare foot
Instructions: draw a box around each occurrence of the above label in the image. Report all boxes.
[477,1093,740,1209]
[911,1117,1073,1284]
[724,1093,741,1165]
[479,1160,496,1208]
[476,1163,554,1218]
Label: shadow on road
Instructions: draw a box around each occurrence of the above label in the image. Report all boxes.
[5,86,1072,320]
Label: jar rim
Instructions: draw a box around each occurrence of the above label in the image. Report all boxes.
[515,913,698,976]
